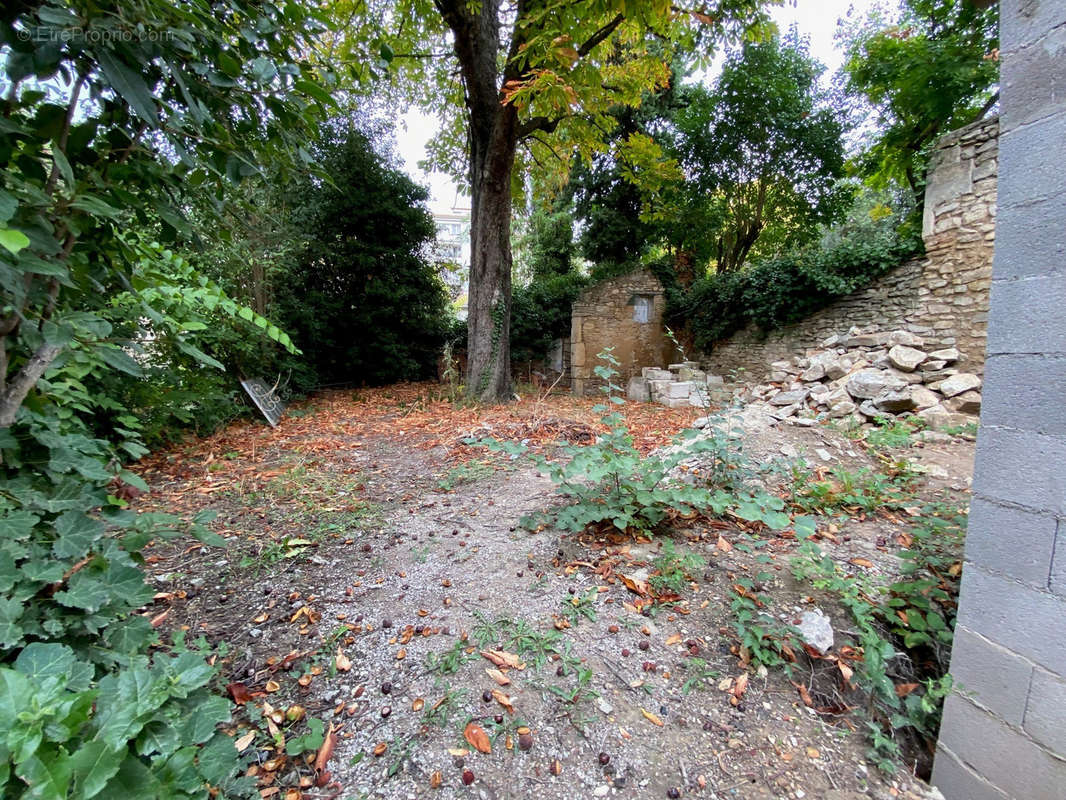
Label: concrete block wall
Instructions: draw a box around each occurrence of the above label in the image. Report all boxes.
[930,3,1066,799]
[700,117,998,382]
[570,268,677,395]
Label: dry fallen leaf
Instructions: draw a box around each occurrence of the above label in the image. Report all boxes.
[234,730,257,752]
[620,573,652,597]
[464,722,492,754]
[412,697,425,712]
[491,689,515,713]
[314,722,336,772]
[849,557,875,569]
[335,649,352,672]
[806,746,821,759]
[373,742,387,757]
[640,707,665,727]
[480,649,525,670]
[265,680,281,693]
[485,668,511,686]
[430,770,442,789]
[716,535,733,552]
[227,682,252,704]
[665,633,682,647]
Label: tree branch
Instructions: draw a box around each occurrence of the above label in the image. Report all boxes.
[578,13,625,58]
[0,343,63,428]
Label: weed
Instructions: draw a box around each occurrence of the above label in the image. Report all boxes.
[790,463,915,515]
[425,640,475,676]
[681,658,722,694]
[650,540,706,595]
[558,588,599,626]
[790,502,967,774]
[866,416,924,450]
[422,687,467,727]
[438,459,495,491]
[472,611,514,648]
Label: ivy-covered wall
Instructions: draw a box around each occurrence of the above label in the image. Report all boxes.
[699,116,998,380]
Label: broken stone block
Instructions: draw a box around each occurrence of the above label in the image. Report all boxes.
[660,397,689,409]
[917,404,968,430]
[771,402,801,420]
[800,362,826,382]
[648,379,674,400]
[858,400,893,419]
[928,347,960,363]
[887,344,927,372]
[822,401,857,420]
[944,390,981,414]
[797,608,834,654]
[939,372,982,397]
[642,367,673,381]
[846,370,905,400]
[873,388,917,413]
[886,330,925,348]
[821,333,842,348]
[921,359,947,372]
[705,374,725,387]
[770,389,809,406]
[627,376,650,403]
[665,381,692,399]
[910,385,941,410]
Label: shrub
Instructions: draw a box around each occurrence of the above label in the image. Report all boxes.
[510,272,589,365]
[673,223,921,352]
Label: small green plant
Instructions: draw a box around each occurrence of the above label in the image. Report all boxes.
[649,540,706,595]
[558,588,599,626]
[425,640,476,676]
[422,687,467,727]
[437,459,495,491]
[790,502,967,774]
[866,416,924,450]
[681,658,722,694]
[481,349,761,535]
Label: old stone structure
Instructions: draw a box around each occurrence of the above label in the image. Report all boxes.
[570,268,676,395]
[931,3,1066,799]
[700,115,998,381]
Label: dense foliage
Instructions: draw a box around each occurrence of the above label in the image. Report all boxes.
[843,0,999,205]
[510,272,588,367]
[671,206,921,352]
[0,1,331,796]
[669,34,849,272]
[273,124,452,389]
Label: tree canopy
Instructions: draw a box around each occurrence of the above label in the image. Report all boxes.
[842,0,999,204]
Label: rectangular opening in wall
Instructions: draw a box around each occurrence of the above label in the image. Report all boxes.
[633,295,653,323]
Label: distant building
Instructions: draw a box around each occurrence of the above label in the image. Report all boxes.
[432,209,470,318]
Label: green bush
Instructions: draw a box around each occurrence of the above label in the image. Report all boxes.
[510,272,589,365]
[672,224,921,352]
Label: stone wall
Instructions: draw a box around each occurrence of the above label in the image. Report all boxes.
[931,4,1066,799]
[700,115,998,381]
[570,269,677,395]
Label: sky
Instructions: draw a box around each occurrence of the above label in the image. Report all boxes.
[394,0,875,215]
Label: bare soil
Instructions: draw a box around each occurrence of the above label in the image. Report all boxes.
[133,384,975,800]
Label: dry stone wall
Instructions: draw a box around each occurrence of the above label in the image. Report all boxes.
[570,268,676,395]
[701,116,998,382]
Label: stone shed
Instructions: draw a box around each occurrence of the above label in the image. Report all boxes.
[569,268,677,395]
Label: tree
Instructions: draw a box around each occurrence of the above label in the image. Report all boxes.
[0,0,331,426]
[842,0,998,206]
[671,34,849,273]
[277,123,452,387]
[338,0,772,400]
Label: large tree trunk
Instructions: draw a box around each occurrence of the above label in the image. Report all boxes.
[437,0,518,402]
[465,104,517,401]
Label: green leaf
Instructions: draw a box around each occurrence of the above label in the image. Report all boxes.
[0,596,25,648]
[182,695,231,743]
[70,194,122,219]
[14,643,78,682]
[53,511,105,558]
[196,732,240,785]
[16,751,73,800]
[97,49,158,127]
[69,740,124,800]
[0,189,16,223]
[94,345,144,378]
[0,227,31,255]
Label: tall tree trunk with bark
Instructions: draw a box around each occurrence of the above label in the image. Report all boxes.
[436,0,520,401]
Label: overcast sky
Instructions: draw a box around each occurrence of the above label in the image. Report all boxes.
[395,0,874,214]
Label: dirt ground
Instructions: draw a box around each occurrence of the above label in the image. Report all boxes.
[133,384,975,800]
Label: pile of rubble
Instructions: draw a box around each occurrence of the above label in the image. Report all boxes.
[626,362,726,408]
[630,327,983,430]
